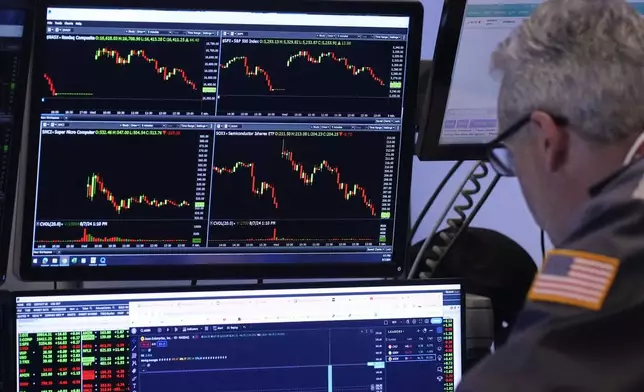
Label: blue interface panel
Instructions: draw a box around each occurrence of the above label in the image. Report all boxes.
[14,283,463,392]
[439,0,644,145]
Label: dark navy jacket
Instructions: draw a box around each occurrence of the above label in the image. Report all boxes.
[457,158,644,392]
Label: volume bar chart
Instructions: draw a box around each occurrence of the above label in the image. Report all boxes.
[215,227,373,242]
[34,221,197,248]
[37,228,185,243]
[208,219,381,246]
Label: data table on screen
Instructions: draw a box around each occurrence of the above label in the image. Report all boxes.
[14,284,463,392]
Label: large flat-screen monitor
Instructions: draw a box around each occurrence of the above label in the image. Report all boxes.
[18,0,423,280]
[0,0,31,283]
[9,281,464,392]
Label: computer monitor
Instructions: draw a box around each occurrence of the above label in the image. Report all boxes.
[18,0,423,280]
[415,60,432,143]
[417,0,523,160]
[11,280,464,392]
[0,0,32,283]
[419,0,644,160]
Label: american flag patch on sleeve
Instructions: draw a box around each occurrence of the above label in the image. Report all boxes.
[528,249,620,311]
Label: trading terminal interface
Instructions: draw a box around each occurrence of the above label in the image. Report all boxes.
[438,0,535,146]
[0,7,27,278]
[25,7,416,274]
[437,0,644,146]
[14,282,463,392]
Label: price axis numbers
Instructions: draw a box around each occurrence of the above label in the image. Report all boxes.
[193,132,213,246]
[378,223,388,246]
[377,135,397,246]
[195,133,211,218]
[381,135,397,220]
[202,39,220,100]
[389,44,405,98]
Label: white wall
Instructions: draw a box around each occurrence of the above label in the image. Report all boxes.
[3,0,548,291]
[410,160,547,263]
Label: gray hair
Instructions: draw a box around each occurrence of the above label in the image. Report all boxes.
[491,0,644,142]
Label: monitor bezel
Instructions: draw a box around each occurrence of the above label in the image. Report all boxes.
[6,278,465,392]
[18,0,423,281]
[0,1,34,285]
[415,0,491,161]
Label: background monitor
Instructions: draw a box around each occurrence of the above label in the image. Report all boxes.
[0,0,32,284]
[10,280,464,392]
[18,0,423,280]
[416,0,531,160]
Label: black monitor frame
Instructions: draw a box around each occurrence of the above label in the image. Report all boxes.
[5,278,465,392]
[0,0,34,285]
[415,59,432,150]
[415,0,489,161]
[18,0,423,281]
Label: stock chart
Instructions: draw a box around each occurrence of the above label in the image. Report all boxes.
[36,130,200,220]
[32,127,397,248]
[42,38,207,112]
[217,39,403,116]
[40,36,405,117]
[210,132,384,220]
[32,25,408,255]
[33,128,212,247]
[18,329,129,392]
[208,131,393,246]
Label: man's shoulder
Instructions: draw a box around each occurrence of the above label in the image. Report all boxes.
[455,162,644,392]
[557,159,644,313]
[456,245,644,392]
[578,158,644,238]
[519,168,644,325]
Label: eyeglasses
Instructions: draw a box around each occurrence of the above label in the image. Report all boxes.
[486,114,568,177]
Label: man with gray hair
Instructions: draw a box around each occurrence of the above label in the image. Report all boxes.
[457,0,644,390]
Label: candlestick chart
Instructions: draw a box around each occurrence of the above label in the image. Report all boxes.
[210,132,386,221]
[33,129,203,222]
[42,39,205,111]
[216,40,403,116]
[86,173,191,214]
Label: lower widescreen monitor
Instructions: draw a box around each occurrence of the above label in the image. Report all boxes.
[11,280,463,392]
